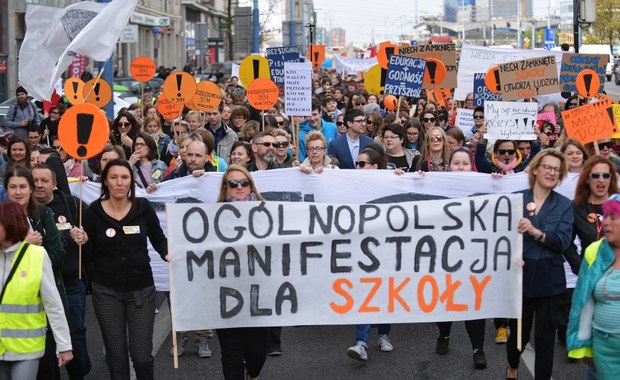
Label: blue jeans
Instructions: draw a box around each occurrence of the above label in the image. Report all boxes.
[355,324,391,346]
[65,279,91,378]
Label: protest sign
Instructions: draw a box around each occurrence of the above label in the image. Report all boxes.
[537,111,556,125]
[156,94,182,120]
[484,101,538,140]
[456,108,474,134]
[364,64,385,96]
[307,44,326,70]
[163,72,196,104]
[377,42,399,69]
[168,194,522,330]
[498,56,560,101]
[384,55,426,98]
[239,55,271,88]
[484,66,501,94]
[247,78,279,110]
[333,54,377,75]
[58,103,110,159]
[423,58,447,86]
[473,73,501,106]
[284,62,312,116]
[562,97,616,144]
[576,69,601,98]
[130,56,156,82]
[612,104,620,138]
[83,79,112,108]
[64,78,85,105]
[266,46,300,86]
[559,53,607,93]
[426,88,451,109]
[191,81,221,112]
[399,43,457,89]
[454,45,562,101]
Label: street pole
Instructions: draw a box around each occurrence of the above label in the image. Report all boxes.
[252,0,259,53]
[97,0,114,120]
[289,0,295,47]
[573,0,580,53]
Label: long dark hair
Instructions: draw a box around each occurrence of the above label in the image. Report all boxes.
[4,165,38,218]
[100,159,136,203]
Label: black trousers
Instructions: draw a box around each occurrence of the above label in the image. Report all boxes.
[437,319,486,351]
[506,294,562,380]
[217,327,269,380]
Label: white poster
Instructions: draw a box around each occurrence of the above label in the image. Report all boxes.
[484,101,538,141]
[284,62,312,116]
[456,108,475,134]
[168,194,522,330]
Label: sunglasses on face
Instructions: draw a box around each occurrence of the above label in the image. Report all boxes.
[119,122,131,127]
[430,135,443,142]
[227,178,250,189]
[590,172,612,180]
[355,160,369,168]
[473,115,484,120]
[568,102,578,108]
[256,142,276,148]
[498,149,516,155]
[355,102,366,106]
[336,121,344,126]
[599,142,613,149]
[274,141,289,148]
[542,130,553,137]
[422,117,436,123]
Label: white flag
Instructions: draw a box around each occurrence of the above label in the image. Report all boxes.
[19,0,138,101]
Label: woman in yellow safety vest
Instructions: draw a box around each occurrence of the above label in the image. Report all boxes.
[0,201,72,378]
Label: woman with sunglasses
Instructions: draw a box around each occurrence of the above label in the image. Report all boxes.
[507,149,573,380]
[112,111,141,159]
[476,139,540,174]
[538,121,555,149]
[365,112,382,138]
[420,110,439,132]
[560,157,619,363]
[272,129,295,167]
[560,138,590,174]
[567,191,620,380]
[587,138,620,174]
[215,166,269,380]
[412,126,451,172]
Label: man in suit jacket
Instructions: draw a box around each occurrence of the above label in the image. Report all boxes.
[327,109,373,169]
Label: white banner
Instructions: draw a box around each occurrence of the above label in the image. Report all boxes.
[284,62,312,116]
[484,101,538,140]
[456,108,474,134]
[454,45,563,101]
[168,194,522,330]
[333,54,377,75]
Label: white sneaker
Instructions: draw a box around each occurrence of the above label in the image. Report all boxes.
[347,343,368,361]
[378,335,393,352]
[197,337,212,358]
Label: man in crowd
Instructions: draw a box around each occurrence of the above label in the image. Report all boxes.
[3,85,41,138]
[205,104,238,163]
[298,100,337,161]
[163,140,215,181]
[327,109,373,169]
[248,132,284,171]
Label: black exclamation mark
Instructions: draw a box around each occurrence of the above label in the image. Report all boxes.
[176,74,183,98]
[583,74,593,97]
[385,47,395,62]
[606,106,616,132]
[313,52,319,69]
[72,82,79,100]
[253,59,260,80]
[426,61,438,84]
[93,83,101,102]
[493,69,501,91]
[379,68,387,95]
[76,113,94,157]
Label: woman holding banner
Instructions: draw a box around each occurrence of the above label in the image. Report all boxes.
[412,126,451,172]
[215,165,269,380]
[82,159,168,380]
[476,139,540,174]
[507,148,573,380]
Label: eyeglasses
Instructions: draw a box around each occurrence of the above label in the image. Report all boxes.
[473,115,484,120]
[366,119,373,124]
[541,164,561,175]
[119,122,131,127]
[50,111,59,115]
[134,142,146,148]
[407,132,419,137]
[355,160,369,168]
[256,142,276,148]
[599,142,613,150]
[422,117,436,123]
[353,119,366,124]
[307,146,325,153]
[590,172,612,180]
[274,141,289,148]
[355,102,366,106]
[567,102,578,108]
[542,131,553,137]
[336,121,344,126]
[227,178,250,188]
[497,149,516,155]
[430,135,443,142]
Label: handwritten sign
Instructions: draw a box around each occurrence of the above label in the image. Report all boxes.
[384,55,426,98]
[498,56,560,101]
[456,108,474,134]
[473,73,501,106]
[560,53,608,93]
[284,62,312,116]
[266,46,300,86]
[612,104,620,138]
[562,97,616,144]
[168,194,522,330]
[484,101,538,140]
[399,43,457,88]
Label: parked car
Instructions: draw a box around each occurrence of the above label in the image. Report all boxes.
[613,58,620,85]
[113,77,164,97]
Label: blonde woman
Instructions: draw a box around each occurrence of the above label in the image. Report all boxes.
[300,131,339,173]
[412,126,451,172]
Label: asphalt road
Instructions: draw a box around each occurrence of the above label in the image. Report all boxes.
[604,79,620,100]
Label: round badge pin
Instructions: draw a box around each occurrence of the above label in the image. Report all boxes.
[526,202,536,217]
[58,215,67,224]
[20,270,27,277]
[587,213,598,223]
[106,228,116,238]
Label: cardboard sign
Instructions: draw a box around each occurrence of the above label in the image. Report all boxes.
[576,69,601,98]
[563,97,616,144]
[247,78,279,111]
[306,44,326,70]
[239,55,271,88]
[83,79,112,108]
[163,72,197,104]
[377,41,399,70]
[191,81,222,112]
[426,88,449,109]
[384,55,426,98]
[58,103,110,159]
[266,46,300,86]
[473,73,501,107]
[364,64,386,96]
[156,93,182,120]
[537,111,557,125]
[498,56,560,101]
[484,101,538,140]
[284,62,312,116]
[455,108,475,134]
[399,43,457,89]
[612,104,620,138]
[484,66,501,94]
[559,53,608,93]
[129,56,156,83]
[64,78,85,105]
[168,194,522,330]
[423,58,447,86]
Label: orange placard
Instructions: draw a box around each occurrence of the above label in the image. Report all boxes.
[130,56,156,83]
[426,88,449,108]
[83,79,113,108]
[246,78,279,111]
[576,69,601,98]
[306,44,326,70]
[484,66,501,94]
[58,103,110,159]
[377,42,398,70]
[563,96,616,144]
[423,58,447,86]
[191,81,222,112]
[163,71,197,104]
[384,95,397,110]
[64,78,85,105]
[156,93,183,120]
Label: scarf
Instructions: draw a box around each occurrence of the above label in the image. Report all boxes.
[225,192,258,202]
[491,149,522,174]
